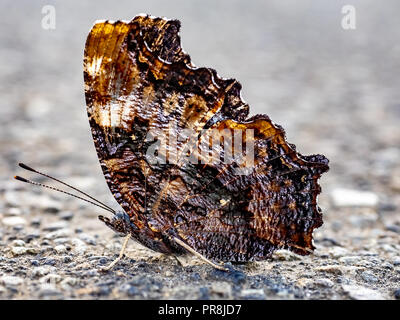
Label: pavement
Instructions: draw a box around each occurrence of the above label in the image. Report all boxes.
[0,0,399,299]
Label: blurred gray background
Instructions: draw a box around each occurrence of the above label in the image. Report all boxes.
[0,0,399,299]
[1,0,399,196]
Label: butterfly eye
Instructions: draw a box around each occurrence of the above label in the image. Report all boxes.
[98,215,110,224]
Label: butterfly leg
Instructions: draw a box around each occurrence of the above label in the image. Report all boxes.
[171,254,185,267]
[100,234,131,272]
[173,237,228,271]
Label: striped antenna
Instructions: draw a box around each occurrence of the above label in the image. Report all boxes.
[14,175,115,214]
[15,163,115,214]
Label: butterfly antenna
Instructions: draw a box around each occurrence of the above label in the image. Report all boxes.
[144,174,147,214]
[14,175,115,214]
[18,163,115,213]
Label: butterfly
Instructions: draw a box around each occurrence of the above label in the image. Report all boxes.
[20,14,329,271]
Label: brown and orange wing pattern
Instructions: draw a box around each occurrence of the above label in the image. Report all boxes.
[83,15,329,262]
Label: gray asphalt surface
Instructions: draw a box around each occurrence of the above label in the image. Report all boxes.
[0,0,399,299]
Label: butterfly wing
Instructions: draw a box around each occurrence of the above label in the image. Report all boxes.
[84,15,329,261]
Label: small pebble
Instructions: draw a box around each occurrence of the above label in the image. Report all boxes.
[54,245,67,254]
[11,246,28,256]
[82,269,99,277]
[0,276,24,286]
[24,233,40,242]
[380,244,397,253]
[198,287,209,299]
[31,266,56,278]
[1,216,26,227]
[42,221,68,232]
[381,262,394,270]
[43,205,61,214]
[41,240,51,246]
[339,256,361,265]
[44,228,72,240]
[315,265,343,275]
[30,218,41,227]
[63,256,72,263]
[318,237,342,247]
[78,233,96,245]
[71,238,87,254]
[191,272,201,281]
[26,247,39,254]
[6,207,22,216]
[349,213,378,228]
[53,237,70,245]
[13,225,24,232]
[273,249,301,261]
[59,211,74,221]
[31,260,40,266]
[296,278,314,288]
[361,271,379,283]
[12,239,26,247]
[93,285,111,296]
[126,286,140,296]
[378,201,397,212]
[394,289,400,300]
[60,277,78,287]
[38,285,62,298]
[4,192,19,206]
[209,282,232,299]
[392,257,400,266]
[119,283,140,297]
[43,258,57,266]
[342,284,384,300]
[240,289,265,299]
[331,188,379,207]
[40,274,62,284]
[385,224,400,234]
[314,278,334,288]
[328,247,350,258]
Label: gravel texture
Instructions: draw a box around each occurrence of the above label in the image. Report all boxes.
[0,0,399,300]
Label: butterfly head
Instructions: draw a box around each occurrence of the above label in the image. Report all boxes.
[99,211,131,235]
